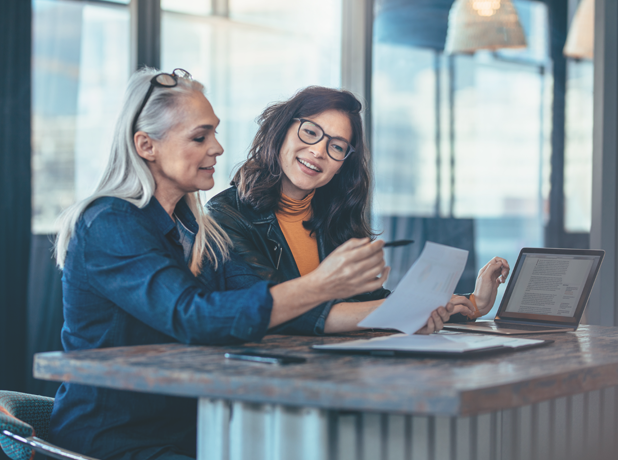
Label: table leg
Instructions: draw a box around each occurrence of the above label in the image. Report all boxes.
[198,398,328,460]
[197,386,618,460]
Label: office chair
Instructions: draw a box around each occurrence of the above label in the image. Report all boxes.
[0,390,97,460]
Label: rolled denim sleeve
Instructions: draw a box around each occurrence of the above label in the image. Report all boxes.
[270,285,392,335]
[268,286,391,335]
[83,207,273,345]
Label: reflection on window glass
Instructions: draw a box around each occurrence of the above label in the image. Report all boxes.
[372,46,437,217]
[161,0,211,16]
[229,0,337,36]
[450,55,549,221]
[32,0,129,234]
[372,0,554,317]
[161,0,342,200]
[564,59,593,233]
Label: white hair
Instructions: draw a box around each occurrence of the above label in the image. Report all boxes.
[55,67,230,274]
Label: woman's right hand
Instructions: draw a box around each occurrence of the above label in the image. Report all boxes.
[308,238,390,301]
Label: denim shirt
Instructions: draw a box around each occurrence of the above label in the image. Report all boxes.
[49,196,274,460]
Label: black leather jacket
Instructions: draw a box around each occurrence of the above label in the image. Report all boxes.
[206,186,390,335]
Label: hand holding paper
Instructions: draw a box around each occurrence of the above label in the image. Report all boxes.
[415,295,475,334]
[358,242,469,334]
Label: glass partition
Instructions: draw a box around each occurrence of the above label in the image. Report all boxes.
[161,0,342,199]
[32,0,130,233]
[30,0,594,322]
[564,59,593,233]
[372,0,592,318]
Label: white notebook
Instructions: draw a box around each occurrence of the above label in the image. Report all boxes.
[313,332,552,356]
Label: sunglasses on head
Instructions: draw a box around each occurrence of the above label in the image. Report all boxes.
[132,68,192,134]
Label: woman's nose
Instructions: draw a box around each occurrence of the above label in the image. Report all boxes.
[309,138,328,158]
[211,137,224,156]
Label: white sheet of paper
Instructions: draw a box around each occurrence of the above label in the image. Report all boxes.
[358,242,468,334]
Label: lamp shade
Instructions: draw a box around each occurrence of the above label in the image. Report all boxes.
[445,0,527,54]
[563,0,594,59]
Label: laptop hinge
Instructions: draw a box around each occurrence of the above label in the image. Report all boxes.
[494,318,576,329]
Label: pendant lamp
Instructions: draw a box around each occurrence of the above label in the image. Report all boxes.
[445,0,527,54]
[563,0,594,59]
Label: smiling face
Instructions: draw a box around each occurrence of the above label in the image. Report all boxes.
[136,91,223,209]
[279,109,352,200]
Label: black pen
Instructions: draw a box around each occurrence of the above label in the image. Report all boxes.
[383,239,414,248]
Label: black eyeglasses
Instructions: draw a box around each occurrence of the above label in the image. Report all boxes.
[132,68,192,134]
[293,118,355,161]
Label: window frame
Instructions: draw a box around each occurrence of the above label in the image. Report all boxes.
[54,0,618,325]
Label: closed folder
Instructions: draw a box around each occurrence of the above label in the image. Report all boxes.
[312,333,553,357]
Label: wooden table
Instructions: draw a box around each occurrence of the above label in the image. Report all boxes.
[34,325,618,460]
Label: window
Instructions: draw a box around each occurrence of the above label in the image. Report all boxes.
[161,0,342,199]
[564,59,593,233]
[32,0,344,226]
[372,0,593,317]
[31,0,594,321]
[32,0,130,233]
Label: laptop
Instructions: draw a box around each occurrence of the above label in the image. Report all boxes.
[444,247,604,335]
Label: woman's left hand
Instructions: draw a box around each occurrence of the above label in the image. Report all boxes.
[415,296,475,334]
[473,257,510,315]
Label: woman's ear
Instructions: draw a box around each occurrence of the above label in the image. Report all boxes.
[134,132,155,162]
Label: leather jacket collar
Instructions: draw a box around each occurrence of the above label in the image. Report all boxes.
[232,186,329,266]
[207,186,329,283]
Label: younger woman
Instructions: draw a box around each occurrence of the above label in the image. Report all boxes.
[207,86,510,334]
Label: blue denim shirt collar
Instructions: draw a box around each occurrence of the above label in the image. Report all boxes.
[143,196,199,238]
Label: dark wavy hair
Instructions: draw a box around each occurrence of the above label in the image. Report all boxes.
[233,86,375,248]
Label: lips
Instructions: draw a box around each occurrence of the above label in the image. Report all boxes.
[297,157,322,173]
[199,165,215,175]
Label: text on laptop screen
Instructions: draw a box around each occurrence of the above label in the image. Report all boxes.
[504,254,598,317]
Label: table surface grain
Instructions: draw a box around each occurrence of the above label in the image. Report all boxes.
[34,325,618,416]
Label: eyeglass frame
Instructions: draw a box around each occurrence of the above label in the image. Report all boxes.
[132,68,192,134]
[292,118,355,162]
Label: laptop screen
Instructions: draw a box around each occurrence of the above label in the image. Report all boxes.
[496,248,604,326]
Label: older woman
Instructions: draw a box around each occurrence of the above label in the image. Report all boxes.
[207,86,510,333]
[49,70,388,460]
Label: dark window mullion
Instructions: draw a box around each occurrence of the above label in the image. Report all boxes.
[132,0,161,71]
[544,0,570,248]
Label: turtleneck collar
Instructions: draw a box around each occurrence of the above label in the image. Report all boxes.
[276,190,315,222]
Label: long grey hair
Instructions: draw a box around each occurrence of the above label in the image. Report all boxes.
[55,67,230,274]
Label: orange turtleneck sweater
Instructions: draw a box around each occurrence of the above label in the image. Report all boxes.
[275,191,320,276]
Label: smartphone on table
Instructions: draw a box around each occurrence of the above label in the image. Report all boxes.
[224,351,307,365]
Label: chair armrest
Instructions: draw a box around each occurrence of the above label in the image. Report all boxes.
[2,430,98,460]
